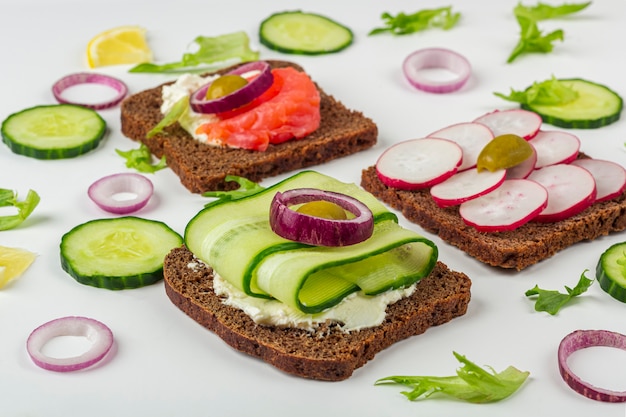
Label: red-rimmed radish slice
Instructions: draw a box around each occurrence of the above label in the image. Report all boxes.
[558,329,626,403]
[431,168,506,207]
[571,159,626,202]
[528,164,596,223]
[427,122,494,171]
[375,138,463,190]
[473,109,542,139]
[459,179,548,232]
[402,48,472,94]
[507,143,537,179]
[529,130,581,168]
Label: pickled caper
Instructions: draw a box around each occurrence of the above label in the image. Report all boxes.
[205,74,248,100]
[296,201,348,220]
[477,134,533,172]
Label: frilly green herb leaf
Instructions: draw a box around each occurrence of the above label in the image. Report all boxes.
[494,76,579,105]
[369,6,460,36]
[202,176,265,206]
[525,269,594,315]
[115,143,167,174]
[129,31,259,74]
[376,352,529,403]
[0,188,40,231]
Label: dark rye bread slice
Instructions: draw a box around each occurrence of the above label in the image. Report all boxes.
[120,60,377,193]
[361,164,626,271]
[163,246,471,381]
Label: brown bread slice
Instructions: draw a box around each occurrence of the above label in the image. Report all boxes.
[360,164,626,270]
[120,60,378,193]
[163,246,471,381]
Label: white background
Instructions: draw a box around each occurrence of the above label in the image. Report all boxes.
[2,1,626,416]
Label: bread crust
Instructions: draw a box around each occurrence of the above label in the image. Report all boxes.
[120,60,378,193]
[163,246,471,381]
[360,164,626,270]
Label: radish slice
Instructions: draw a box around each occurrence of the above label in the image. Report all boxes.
[506,143,537,179]
[529,130,581,168]
[528,164,596,223]
[459,179,548,232]
[427,122,494,171]
[402,48,471,94]
[473,109,542,139]
[571,159,626,202]
[375,138,463,190]
[430,169,506,207]
[88,173,154,214]
[558,329,626,403]
[26,316,114,372]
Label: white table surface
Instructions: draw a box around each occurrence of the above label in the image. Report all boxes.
[2,1,626,416]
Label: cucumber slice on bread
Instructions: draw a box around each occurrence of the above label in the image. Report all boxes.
[61,216,183,290]
[2,104,106,159]
[259,11,353,55]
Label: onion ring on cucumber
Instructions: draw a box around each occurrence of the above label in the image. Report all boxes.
[52,72,128,110]
[558,329,626,402]
[269,188,374,246]
[26,316,114,372]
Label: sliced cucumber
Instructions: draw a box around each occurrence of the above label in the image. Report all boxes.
[61,216,183,290]
[185,170,437,314]
[1,104,106,159]
[259,11,353,55]
[596,241,626,303]
[521,79,623,129]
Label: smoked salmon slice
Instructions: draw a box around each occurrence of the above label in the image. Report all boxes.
[195,67,321,151]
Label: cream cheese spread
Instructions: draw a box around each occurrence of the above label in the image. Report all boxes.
[210,268,416,333]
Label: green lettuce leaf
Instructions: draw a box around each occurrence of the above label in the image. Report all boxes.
[0,189,40,231]
[115,144,167,174]
[146,96,189,138]
[129,31,259,74]
[369,6,460,36]
[525,270,594,315]
[202,175,265,206]
[494,76,579,105]
[376,352,529,403]
[514,1,592,20]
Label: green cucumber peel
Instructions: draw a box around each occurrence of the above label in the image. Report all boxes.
[369,6,460,36]
[525,269,594,315]
[129,31,259,74]
[0,188,40,231]
[116,143,167,174]
[494,75,579,106]
[376,352,529,403]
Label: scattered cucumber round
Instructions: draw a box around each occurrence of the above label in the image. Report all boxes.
[596,241,626,303]
[1,104,106,159]
[60,216,183,290]
[521,79,623,129]
[259,11,353,55]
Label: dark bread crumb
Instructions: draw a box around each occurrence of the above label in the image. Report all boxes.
[360,163,626,270]
[120,60,378,193]
[163,246,471,381]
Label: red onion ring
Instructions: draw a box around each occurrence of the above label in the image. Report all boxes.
[269,188,374,247]
[190,61,274,114]
[26,316,114,372]
[402,48,471,94]
[88,173,154,214]
[52,72,128,110]
[558,329,626,402]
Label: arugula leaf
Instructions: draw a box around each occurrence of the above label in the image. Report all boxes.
[525,270,594,315]
[115,144,167,174]
[202,176,265,205]
[129,31,259,74]
[507,2,591,63]
[376,352,529,403]
[369,6,460,36]
[494,76,579,105]
[0,189,40,231]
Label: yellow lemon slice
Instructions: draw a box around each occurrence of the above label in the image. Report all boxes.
[0,245,37,288]
[86,25,152,68]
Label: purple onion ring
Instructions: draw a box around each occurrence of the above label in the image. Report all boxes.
[189,61,274,114]
[52,72,128,110]
[402,48,471,94]
[269,188,374,247]
[88,173,154,214]
[26,316,114,372]
[558,329,626,402]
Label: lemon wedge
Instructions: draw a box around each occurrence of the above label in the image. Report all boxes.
[0,245,36,288]
[86,25,153,68]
